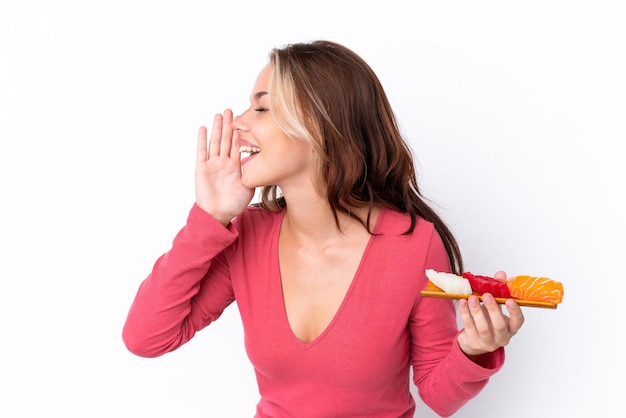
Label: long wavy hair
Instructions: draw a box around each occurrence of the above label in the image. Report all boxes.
[258,40,463,274]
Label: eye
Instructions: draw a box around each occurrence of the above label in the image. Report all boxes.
[254,107,269,113]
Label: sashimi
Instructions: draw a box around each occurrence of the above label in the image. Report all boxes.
[462,272,512,298]
[425,269,472,295]
[507,275,564,304]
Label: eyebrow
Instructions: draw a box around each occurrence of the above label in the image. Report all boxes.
[251,91,268,101]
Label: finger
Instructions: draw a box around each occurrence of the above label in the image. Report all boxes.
[231,128,242,165]
[209,113,224,157]
[467,295,496,344]
[197,126,208,163]
[493,270,507,281]
[458,297,478,336]
[481,293,508,338]
[220,109,234,158]
[505,298,525,334]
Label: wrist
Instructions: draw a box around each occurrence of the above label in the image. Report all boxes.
[195,202,234,227]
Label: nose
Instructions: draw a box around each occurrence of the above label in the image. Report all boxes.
[232,111,248,131]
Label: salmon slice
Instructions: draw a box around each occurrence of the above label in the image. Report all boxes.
[507,275,564,304]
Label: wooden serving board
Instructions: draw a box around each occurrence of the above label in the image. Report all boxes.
[420,282,558,309]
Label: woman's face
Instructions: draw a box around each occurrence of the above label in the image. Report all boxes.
[233,64,315,191]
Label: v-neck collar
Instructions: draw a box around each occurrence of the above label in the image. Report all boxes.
[275,207,387,348]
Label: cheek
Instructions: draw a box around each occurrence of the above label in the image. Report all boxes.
[287,145,316,173]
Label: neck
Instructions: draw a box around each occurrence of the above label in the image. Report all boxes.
[281,194,374,245]
[283,197,341,241]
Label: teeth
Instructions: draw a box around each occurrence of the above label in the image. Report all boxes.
[239,145,261,160]
[239,146,261,153]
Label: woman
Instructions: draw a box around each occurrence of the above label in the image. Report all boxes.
[122,40,524,417]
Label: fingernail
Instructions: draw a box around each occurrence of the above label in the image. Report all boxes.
[482,294,494,303]
[469,296,479,307]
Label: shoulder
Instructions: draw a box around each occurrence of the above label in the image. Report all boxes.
[365,209,447,295]
[376,207,436,238]
[232,204,284,232]
[240,204,283,219]
[375,208,448,270]
[373,208,441,261]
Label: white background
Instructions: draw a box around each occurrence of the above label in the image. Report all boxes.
[1,1,624,417]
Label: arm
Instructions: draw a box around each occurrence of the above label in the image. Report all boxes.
[122,204,239,358]
[123,110,255,357]
[410,231,506,417]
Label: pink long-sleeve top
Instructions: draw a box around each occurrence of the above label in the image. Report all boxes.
[123,204,504,417]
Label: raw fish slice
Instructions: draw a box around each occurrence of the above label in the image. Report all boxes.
[462,272,512,298]
[507,275,564,304]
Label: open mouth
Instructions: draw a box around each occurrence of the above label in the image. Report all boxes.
[239,145,261,160]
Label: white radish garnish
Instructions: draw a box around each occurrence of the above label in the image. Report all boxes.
[425,269,472,295]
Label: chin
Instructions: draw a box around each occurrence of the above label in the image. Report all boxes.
[241,174,265,190]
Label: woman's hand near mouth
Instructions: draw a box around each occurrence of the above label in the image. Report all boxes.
[195,109,255,226]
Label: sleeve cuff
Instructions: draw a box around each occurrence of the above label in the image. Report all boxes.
[451,330,506,377]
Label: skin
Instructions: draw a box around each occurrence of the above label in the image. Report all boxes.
[457,271,524,361]
[195,63,524,356]
[195,109,254,226]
